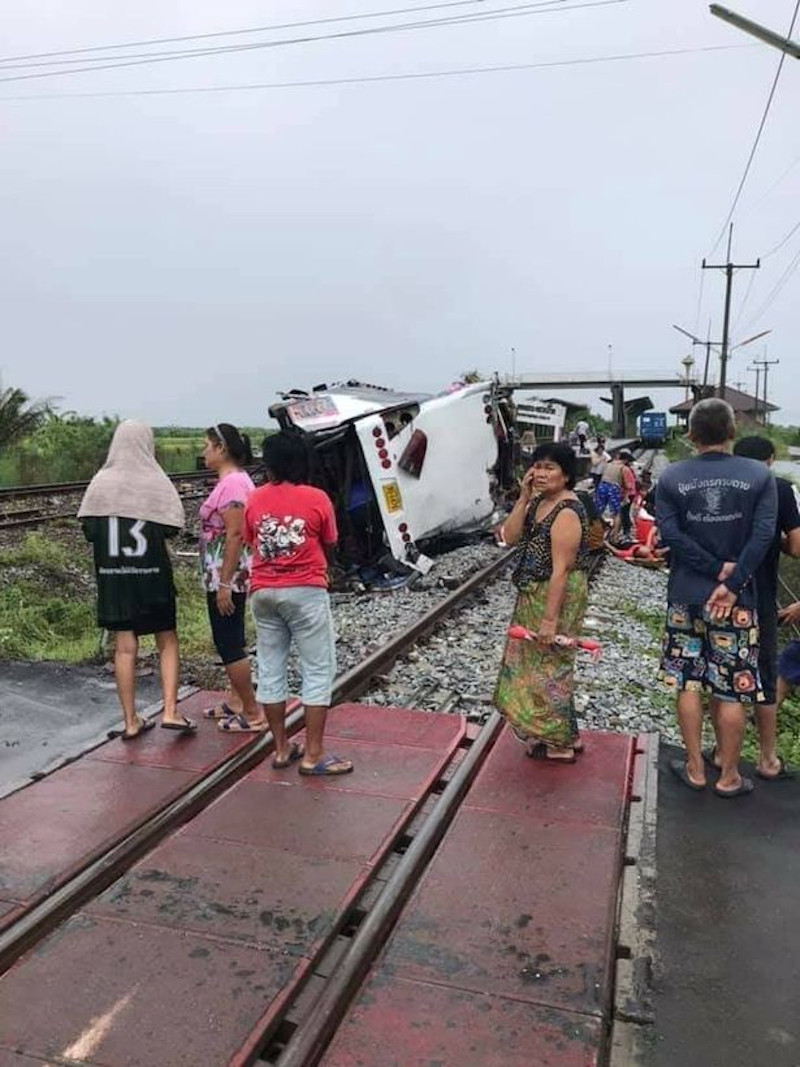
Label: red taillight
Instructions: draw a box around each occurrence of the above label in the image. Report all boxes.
[398,522,408,533]
[372,427,382,437]
[398,429,427,479]
[378,448,388,459]
[401,532,411,543]
[381,459,391,469]
[375,437,386,449]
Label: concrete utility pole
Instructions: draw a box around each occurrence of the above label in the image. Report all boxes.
[753,357,780,426]
[748,364,762,423]
[702,225,760,398]
[710,5,800,59]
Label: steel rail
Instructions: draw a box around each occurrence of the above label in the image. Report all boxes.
[273,712,504,1067]
[0,549,513,976]
[0,468,217,502]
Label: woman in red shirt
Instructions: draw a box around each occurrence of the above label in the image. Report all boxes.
[244,433,353,776]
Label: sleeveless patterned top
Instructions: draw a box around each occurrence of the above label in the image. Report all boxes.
[511,497,590,589]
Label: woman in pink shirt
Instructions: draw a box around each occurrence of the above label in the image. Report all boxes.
[199,423,265,732]
[244,433,352,776]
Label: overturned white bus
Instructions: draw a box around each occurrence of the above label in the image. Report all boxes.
[268,380,516,577]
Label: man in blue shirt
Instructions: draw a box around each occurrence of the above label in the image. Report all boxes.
[656,399,777,797]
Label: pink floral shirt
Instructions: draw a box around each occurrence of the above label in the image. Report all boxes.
[198,470,255,593]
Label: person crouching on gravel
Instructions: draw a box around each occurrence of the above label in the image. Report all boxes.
[655,399,776,797]
[78,420,196,740]
[494,442,591,763]
[198,422,266,733]
[243,433,352,776]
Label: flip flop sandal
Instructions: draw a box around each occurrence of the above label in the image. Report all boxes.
[527,745,576,764]
[669,758,706,792]
[117,719,156,742]
[713,776,755,798]
[755,758,795,781]
[161,716,198,734]
[298,753,354,777]
[217,713,267,733]
[272,742,305,769]
[203,702,236,720]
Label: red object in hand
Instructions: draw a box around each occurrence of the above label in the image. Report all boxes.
[507,625,602,659]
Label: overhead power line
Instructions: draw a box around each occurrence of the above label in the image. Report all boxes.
[707,0,800,256]
[0,0,626,84]
[0,0,562,66]
[762,216,800,260]
[0,43,752,102]
[743,244,800,328]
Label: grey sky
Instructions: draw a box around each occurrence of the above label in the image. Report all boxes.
[2,0,798,428]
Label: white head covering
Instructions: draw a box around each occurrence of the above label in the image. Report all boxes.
[78,420,185,528]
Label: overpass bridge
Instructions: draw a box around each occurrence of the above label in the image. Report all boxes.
[502,372,691,437]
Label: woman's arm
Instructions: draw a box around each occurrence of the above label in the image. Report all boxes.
[217,506,245,616]
[501,468,536,546]
[538,508,582,645]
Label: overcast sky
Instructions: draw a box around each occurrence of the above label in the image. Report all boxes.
[2,0,798,429]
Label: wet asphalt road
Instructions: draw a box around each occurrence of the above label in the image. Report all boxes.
[0,661,163,798]
[646,743,800,1067]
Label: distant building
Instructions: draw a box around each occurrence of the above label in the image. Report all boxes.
[669,386,778,429]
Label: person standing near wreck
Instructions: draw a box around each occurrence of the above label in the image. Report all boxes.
[78,421,196,739]
[244,432,353,776]
[199,423,266,732]
[494,442,590,763]
[656,399,777,797]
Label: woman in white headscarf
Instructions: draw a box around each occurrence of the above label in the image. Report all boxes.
[78,421,196,739]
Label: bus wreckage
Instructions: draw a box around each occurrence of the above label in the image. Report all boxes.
[268,380,516,583]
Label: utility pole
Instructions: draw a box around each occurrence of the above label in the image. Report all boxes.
[748,364,762,423]
[702,225,760,397]
[710,5,800,59]
[753,357,779,426]
[672,322,769,398]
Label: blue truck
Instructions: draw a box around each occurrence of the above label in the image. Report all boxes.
[638,411,667,447]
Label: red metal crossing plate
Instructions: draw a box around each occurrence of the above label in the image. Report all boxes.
[323,975,602,1066]
[322,727,634,1065]
[0,760,196,906]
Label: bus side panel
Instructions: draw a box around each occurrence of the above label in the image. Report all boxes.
[390,389,499,538]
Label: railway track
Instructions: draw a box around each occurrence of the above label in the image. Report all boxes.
[0,549,514,977]
[0,473,214,531]
[0,468,214,503]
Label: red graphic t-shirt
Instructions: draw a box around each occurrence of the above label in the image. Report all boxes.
[243,482,338,591]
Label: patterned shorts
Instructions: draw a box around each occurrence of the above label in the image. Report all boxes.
[595,482,622,516]
[659,602,764,705]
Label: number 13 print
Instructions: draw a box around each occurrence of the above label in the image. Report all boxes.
[108,518,149,558]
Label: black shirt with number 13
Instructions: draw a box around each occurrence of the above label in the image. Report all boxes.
[82,516,178,628]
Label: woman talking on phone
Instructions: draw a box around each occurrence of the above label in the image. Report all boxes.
[494,443,591,763]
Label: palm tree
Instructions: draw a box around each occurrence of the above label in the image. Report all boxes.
[0,384,51,450]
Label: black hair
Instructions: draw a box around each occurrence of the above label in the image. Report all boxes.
[261,432,309,484]
[530,442,577,489]
[688,398,736,447]
[207,423,253,466]
[733,435,775,462]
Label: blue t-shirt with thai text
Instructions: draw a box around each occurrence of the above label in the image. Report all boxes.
[655,452,777,607]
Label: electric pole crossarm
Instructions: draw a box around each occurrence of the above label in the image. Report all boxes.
[710,5,800,60]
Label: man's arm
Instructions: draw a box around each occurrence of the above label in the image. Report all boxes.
[655,478,723,578]
[724,475,778,594]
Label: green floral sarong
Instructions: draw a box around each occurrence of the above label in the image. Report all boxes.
[494,570,588,748]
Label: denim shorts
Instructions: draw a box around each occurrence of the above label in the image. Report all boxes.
[250,586,336,706]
